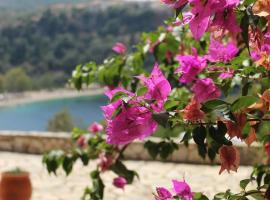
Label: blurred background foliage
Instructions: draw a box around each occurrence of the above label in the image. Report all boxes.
[0,2,170,92]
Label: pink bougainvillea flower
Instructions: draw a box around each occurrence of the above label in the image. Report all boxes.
[98,152,113,172]
[174,12,194,27]
[206,38,239,63]
[175,51,207,84]
[137,63,171,112]
[137,63,171,101]
[113,177,127,189]
[182,97,205,122]
[172,180,193,200]
[250,51,261,61]
[88,122,103,133]
[102,87,156,145]
[189,1,211,40]
[112,42,127,54]
[191,78,221,103]
[102,87,135,120]
[211,8,241,33]
[219,69,234,79]
[76,135,87,149]
[105,104,157,145]
[105,86,134,100]
[186,0,240,39]
[155,187,172,200]
[161,0,188,8]
[208,66,234,80]
[219,145,240,174]
[102,88,158,145]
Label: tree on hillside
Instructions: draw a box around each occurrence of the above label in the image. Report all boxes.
[3,68,32,92]
[47,109,74,132]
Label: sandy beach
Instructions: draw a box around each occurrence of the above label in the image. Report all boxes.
[0,87,105,107]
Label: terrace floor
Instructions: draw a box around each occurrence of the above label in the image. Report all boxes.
[0,152,252,200]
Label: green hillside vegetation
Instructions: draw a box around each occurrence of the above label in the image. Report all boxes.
[0,0,88,11]
[0,4,170,91]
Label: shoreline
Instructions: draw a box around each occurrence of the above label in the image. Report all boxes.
[0,87,105,107]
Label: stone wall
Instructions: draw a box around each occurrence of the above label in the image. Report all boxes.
[0,131,265,165]
[0,131,72,154]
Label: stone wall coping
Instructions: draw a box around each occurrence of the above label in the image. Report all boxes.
[0,131,265,165]
[0,131,261,147]
[0,130,70,139]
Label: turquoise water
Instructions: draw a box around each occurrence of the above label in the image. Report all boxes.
[0,95,108,131]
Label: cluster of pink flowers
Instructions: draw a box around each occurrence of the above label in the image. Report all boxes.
[155,179,193,200]
[175,49,207,84]
[102,64,171,145]
[206,38,238,63]
[162,0,240,40]
[76,122,104,148]
[191,78,221,103]
[137,63,171,112]
[174,39,238,103]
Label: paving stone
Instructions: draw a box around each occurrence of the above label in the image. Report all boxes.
[0,152,252,200]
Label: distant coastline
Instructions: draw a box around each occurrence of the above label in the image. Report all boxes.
[0,87,105,107]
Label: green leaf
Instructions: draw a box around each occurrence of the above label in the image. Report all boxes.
[243,0,255,6]
[181,130,192,147]
[164,100,179,110]
[209,125,232,146]
[80,152,90,166]
[192,126,207,146]
[197,143,207,159]
[202,99,229,112]
[240,10,250,53]
[159,141,178,160]
[144,141,159,159]
[112,105,122,119]
[207,147,216,162]
[240,179,250,190]
[111,91,128,102]
[214,192,226,200]
[136,86,148,96]
[231,96,258,112]
[62,156,74,175]
[89,170,105,200]
[42,150,65,175]
[194,192,209,200]
[110,161,138,184]
[250,191,264,200]
[242,123,251,138]
[219,107,236,122]
[152,112,170,127]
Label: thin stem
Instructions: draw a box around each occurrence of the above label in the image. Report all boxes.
[115,144,130,161]
[187,118,270,126]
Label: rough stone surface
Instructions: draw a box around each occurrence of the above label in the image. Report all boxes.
[0,152,253,200]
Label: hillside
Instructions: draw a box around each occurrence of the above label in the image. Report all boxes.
[0,3,170,90]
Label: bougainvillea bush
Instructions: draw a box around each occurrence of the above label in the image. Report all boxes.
[43,0,270,199]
